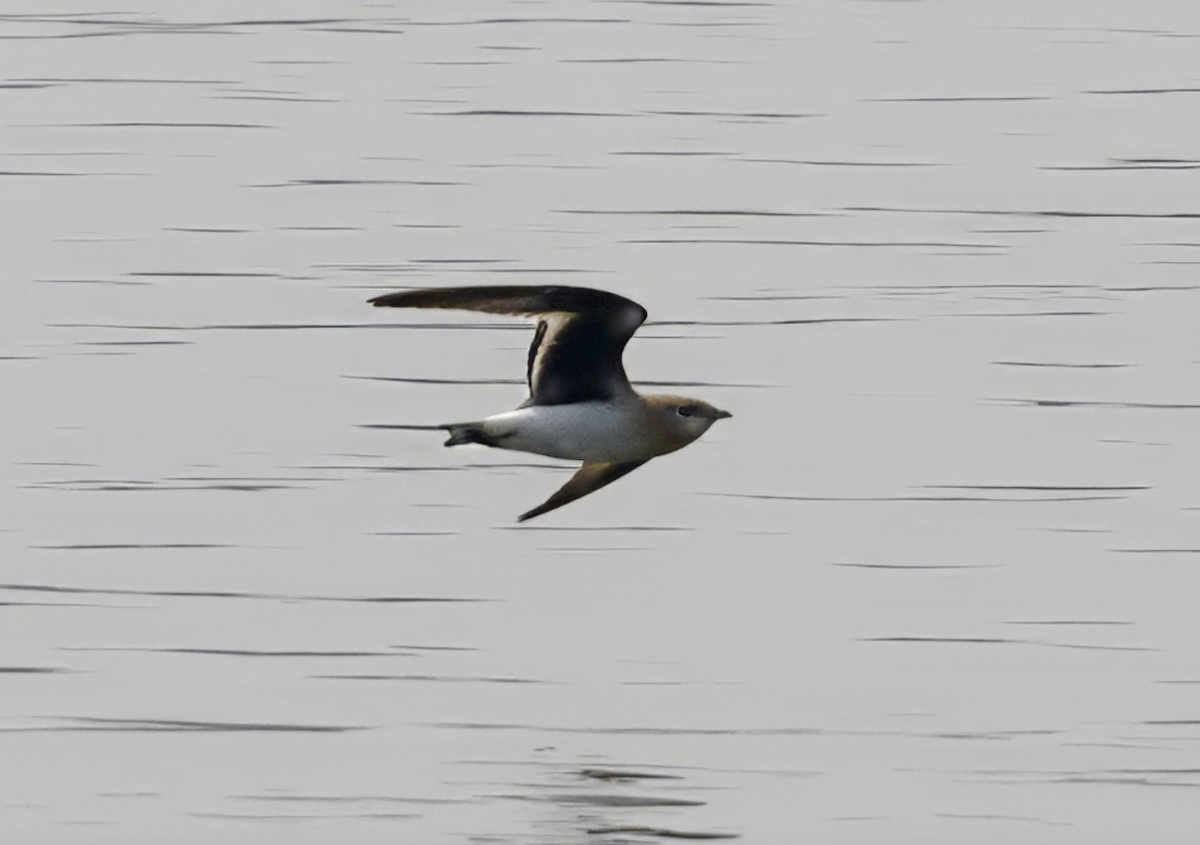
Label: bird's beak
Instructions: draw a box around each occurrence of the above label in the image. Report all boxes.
[713,408,732,420]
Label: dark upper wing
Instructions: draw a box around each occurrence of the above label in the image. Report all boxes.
[517,460,649,522]
[369,285,647,405]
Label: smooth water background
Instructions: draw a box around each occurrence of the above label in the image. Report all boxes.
[5,2,1200,842]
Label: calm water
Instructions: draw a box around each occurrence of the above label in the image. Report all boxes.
[5,2,1200,842]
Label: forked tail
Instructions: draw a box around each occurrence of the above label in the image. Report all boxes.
[440,422,498,447]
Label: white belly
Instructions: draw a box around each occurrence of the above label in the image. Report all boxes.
[480,402,661,463]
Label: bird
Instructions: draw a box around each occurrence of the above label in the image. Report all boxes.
[368,285,731,522]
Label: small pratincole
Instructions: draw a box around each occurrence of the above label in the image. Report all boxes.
[369,285,731,521]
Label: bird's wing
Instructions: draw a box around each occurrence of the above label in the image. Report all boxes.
[369,285,647,405]
[518,460,649,522]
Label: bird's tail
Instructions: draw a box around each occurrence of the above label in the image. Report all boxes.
[440,422,497,448]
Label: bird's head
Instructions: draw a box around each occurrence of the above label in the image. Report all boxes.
[644,395,732,453]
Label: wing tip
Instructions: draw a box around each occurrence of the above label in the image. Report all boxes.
[367,292,402,307]
[516,502,551,522]
[515,459,650,523]
[367,285,646,318]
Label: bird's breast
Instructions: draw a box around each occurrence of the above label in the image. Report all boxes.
[481,401,671,463]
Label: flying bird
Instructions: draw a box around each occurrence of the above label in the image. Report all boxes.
[369,285,731,521]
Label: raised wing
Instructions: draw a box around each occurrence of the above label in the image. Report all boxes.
[518,460,649,522]
[369,285,647,405]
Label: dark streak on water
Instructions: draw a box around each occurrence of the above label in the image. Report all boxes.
[1007,620,1134,626]
[994,360,1131,368]
[996,398,1200,410]
[236,793,470,804]
[315,674,543,683]
[948,311,1107,319]
[585,825,738,840]
[624,237,1004,249]
[1044,159,1200,172]
[835,563,996,570]
[866,636,1016,645]
[646,109,813,120]
[405,17,631,27]
[504,525,692,532]
[557,208,828,218]
[0,169,87,177]
[352,375,521,387]
[918,484,1149,493]
[8,717,365,734]
[933,812,1065,827]
[709,490,1136,503]
[744,157,943,167]
[358,424,450,432]
[0,583,487,604]
[10,77,236,85]
[1087,87,1200,95]
[421,109,629,118]
[434,722,822,737]
[0,601,143,609]
[15,461,99,468]
[581,768,685,782]
[345,462,464,472]
[351,374,771,388]
[77,340,193,347]
[249,178,466,188]
[64,647,414,658]
[864,637,1155,652]
[32,543,231,550]
[125,270,281,278]
[530,793,705,808]
[704,294,845,301]
[48,321,531,332]
[652,317,886,328]
[1113,548,1200,554]
[868,95,1049,103]
[847,205,1200,220]
[29,480,306,492]
[215,95,339,103]
[44,122,273,130]
[864,282,1099,292]
[191,811,419,821]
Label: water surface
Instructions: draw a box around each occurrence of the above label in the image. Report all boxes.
[5,2,1200,842]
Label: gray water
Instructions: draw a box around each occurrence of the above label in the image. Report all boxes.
[5,2,1200,842]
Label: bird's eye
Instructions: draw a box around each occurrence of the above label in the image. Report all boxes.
[677,405,696,417]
